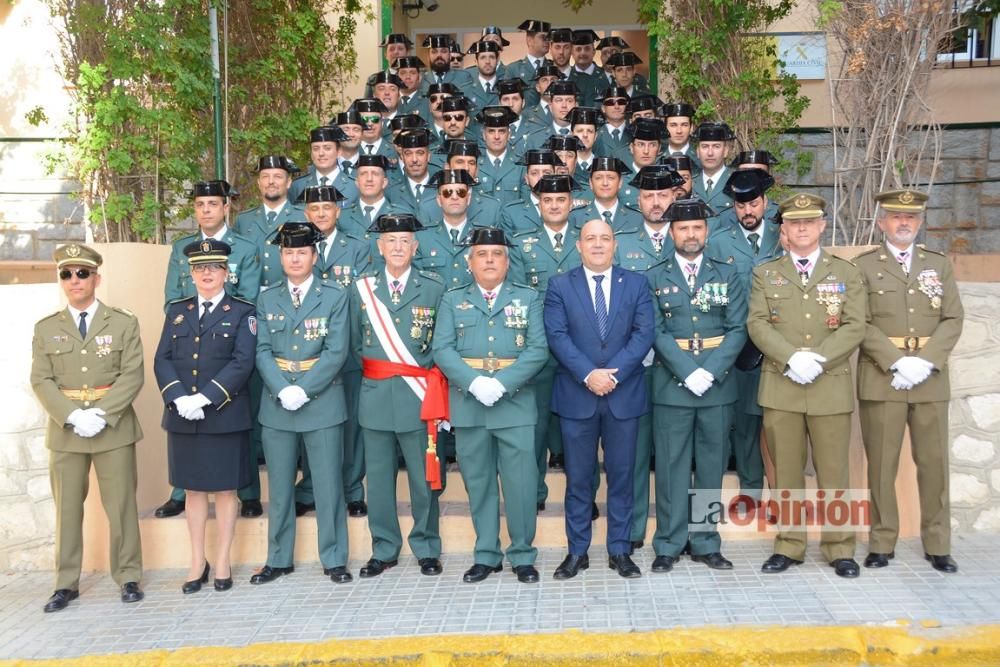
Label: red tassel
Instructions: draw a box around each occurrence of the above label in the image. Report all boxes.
[425,430,442,491]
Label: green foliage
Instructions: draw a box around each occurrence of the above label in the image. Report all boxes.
[638,0,810,183]
[24,105,49,127]
[47,0,365,243]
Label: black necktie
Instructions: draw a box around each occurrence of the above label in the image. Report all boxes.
[402,95,410,105]
[485,82,492,93]
[365,144,374,155]
[554,232,564,252]
[78,312,88,339]
[200,301,211,327]
[602,211,613,225]
[612,128,620,141]
[748,232,760,256]
[320,176,330,187]
[450,228,460,245]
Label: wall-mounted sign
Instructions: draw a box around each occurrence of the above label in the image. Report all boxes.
[776,33,827,80]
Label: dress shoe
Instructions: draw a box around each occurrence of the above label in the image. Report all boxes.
[325,566,353,583]
[548,453,565,470]
[553,554,589,580]
[418,558,442,576]
[592,502,600,521]
[249,565,294,584]
[536,502,545,513]
[120,582,144,603]
[926,554,958,573]
[629,540,644,555]
[831,558,860,578]
[462,563,502,583]
[43,589,78,613]
[213,576,233,591]
[651,555,676,573]
[691,552,733,570]
[513,564,540,583]
[240,499,263,518]
[154,498,185,518]
[608,553,641,578]
[347,500,368,517]
[182,562,210,594]
[295,502,315,517]
[863,552,894,568]
[761,554,803,573]
[360,558,398,578]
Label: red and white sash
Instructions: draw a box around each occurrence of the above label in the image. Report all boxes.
[357,276,427,401]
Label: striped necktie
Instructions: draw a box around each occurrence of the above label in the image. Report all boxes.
[593,275,608,338]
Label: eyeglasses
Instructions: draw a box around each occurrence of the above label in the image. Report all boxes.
[360,114,381,123]
[59,268,93,280]
[603,98,628,106]
[191,263,227,273]
[440,187,469,198]
[429,94,450,102]
[443,114,467,122]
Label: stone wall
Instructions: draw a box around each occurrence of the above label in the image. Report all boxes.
[786,126,1000,254]
[2,280,1000,572]
[0,283,63,570]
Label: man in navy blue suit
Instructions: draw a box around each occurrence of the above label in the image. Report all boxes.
[543,218,655,579]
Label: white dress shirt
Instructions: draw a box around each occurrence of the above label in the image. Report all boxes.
[197,290,225,318]
[67,300,99,336]
[543,222,570,249]
[385,266,411,293]
[789,248,822,280]
[701,166,727,192]
[887,242,915,273]
[583,265,612,311]
[287,274,315,304]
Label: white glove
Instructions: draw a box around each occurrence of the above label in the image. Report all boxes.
[174,394,209,420]
[683,369,714,397]
[787,351,827,384]
[891,372,914,391]
[67,408,107,438]
[438,420,452,432]
[469,376,505,407]
[892,356,933,386]
[784,368,810,385]
[278,385,310,411]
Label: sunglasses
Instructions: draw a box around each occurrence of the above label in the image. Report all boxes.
[443,114,467,122]
[429,94,450,102]
[440,187,469,198]
[59,268,94,280]
[360,114,382,123]
[603,98,628,106]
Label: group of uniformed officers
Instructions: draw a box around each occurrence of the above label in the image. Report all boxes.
[31,18,964,613]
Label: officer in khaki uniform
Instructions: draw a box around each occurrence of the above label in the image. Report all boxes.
[747,193,866,578]
[31,244,145,612]
[854,189,964,573]
[351,213,446,578]
[250,222,352,585]
[433,227,549,584]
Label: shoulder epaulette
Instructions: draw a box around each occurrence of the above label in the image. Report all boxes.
[231,296,255,306]
[446,284,468,292]
[112,306,137,317]
[852,246,880,260]
[40,309,64,321]
[166,296,196,306]
[917,243,946,257]
[418,270,443,283]
[511,281,538,291]
[171,231,198,245]
[320,279,345,291]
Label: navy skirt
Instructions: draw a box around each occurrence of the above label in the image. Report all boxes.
[168,431,251,492]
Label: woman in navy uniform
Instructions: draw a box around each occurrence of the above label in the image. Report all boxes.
[154,240,256,593]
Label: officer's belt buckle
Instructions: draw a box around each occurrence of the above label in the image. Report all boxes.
[903,336,921,352]
[686,338,704,352]
[288,360,303,372]
[483,357,501,372]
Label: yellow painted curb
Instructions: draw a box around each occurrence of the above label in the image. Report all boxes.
[3,625,1000,666]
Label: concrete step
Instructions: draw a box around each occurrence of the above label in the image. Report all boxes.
[122,473,788,570]
[256,464,630,504]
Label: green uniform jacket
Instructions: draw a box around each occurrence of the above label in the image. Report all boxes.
[499,200,542,235]
[477,152,525,204]
[570,200,642,232]
[509,225,582,293]
[233,203,305,293]
[614,226,674,272]
[31,303,145,453]
[414,222,475,289]
[256,280,349,431]
[314,231,373,287]
[164,229,261,306]
[747,251,866,415]
[648,257,748,407]
[433,282,548,428]
[854,243,963,403]
[289,169,359,209]
[351,270,445,431]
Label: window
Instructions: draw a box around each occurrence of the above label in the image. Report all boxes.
[938,4,1000,66]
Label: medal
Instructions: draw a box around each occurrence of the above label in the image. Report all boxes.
[173,314,184,325]
[411,325,422,339]
[515,334,525,348]
[931,295,941,309]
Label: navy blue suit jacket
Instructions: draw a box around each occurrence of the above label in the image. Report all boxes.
[544,265,655,420]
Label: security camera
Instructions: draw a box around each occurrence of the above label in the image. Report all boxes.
[424,0,439,11]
